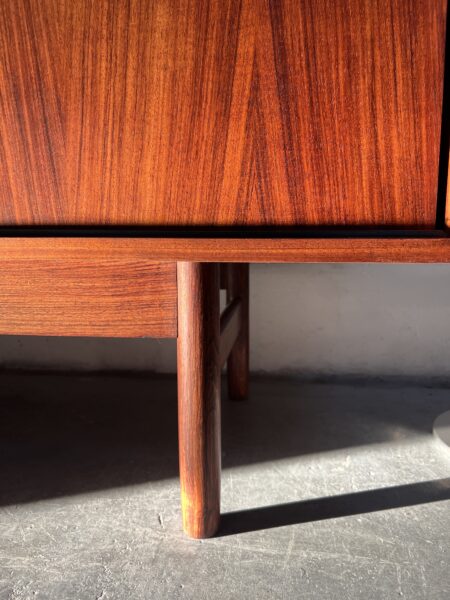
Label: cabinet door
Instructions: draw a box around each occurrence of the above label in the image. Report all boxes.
[0,0,447,227]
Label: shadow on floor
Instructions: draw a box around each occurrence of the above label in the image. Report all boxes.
[0,370,449,511]
[219,477,450,535]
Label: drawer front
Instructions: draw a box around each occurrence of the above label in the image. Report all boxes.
[0,0,446,228]
[0,258,177,338]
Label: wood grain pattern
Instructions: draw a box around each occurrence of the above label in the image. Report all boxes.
[177,262,221,538]
[0,258,177,337]
[0,0,446,227]
[1,236,450,263]
[225,264,249,400]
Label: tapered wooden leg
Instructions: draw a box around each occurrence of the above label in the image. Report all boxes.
[177,262,221,538]
[226,264,249,401]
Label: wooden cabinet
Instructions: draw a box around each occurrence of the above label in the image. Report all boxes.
[0,0,449,538]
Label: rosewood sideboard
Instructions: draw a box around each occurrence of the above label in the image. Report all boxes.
[0,0,449,538]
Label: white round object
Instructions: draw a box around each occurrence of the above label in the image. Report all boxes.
[434,411,450,448]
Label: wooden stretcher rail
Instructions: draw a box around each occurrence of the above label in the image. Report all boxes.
[0,257,177,338]
[219,297,242,366]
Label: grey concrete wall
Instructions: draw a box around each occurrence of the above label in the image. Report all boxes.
[1,264,450,379]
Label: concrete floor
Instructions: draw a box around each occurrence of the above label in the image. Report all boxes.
[0,372,449,599]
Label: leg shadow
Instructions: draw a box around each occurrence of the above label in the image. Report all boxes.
[219,477,450,536]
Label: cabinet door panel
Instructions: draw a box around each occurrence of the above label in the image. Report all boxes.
[0,0,446,227]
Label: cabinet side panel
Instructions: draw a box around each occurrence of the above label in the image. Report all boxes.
[446,154,450,228]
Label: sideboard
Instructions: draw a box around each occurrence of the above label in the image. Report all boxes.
[0,0,448,538]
